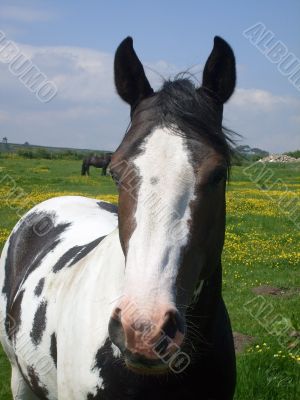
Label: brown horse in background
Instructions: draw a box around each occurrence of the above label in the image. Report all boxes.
[81,153,112,176]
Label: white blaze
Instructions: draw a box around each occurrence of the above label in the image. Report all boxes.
[124,126,196,308]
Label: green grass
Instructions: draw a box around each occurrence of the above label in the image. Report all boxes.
[0,158,299,399]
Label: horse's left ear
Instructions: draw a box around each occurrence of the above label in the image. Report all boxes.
[114,37,154,108]
[200,36,236,103]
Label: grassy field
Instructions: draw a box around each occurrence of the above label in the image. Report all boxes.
[0,158,299,399]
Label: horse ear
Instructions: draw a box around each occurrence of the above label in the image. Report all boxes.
[114,37,154,107]
[200,36,236,103]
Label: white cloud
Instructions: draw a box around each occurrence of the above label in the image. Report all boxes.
[230,88,300,110]
[0,42,116,104]
[225,89,300,152]
[22,45,115,103]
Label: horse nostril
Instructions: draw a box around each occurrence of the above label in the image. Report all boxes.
[162,310,184,339]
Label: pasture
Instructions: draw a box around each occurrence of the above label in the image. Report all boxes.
[0,158,299,399]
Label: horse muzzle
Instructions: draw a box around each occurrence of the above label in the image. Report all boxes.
[108,304,186,374]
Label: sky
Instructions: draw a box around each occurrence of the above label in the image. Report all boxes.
[0,0,299,153]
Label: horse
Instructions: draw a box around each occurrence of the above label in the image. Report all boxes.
[81,154,112,176]
[0,36,237,399]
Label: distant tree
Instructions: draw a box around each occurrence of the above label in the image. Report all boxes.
[1,137,9,151]
[285,150,300,159]
[35,148,52,159]
[24,141,30,146]
[17,149,33,159]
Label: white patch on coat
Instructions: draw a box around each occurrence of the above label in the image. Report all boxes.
[124,126,196,310]
[55,229,124,399]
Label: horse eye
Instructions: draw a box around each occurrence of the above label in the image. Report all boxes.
[208,167,227,185]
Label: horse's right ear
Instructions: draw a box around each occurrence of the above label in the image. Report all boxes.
[114,37,154,108]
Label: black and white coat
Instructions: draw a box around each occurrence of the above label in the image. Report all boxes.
[0,196,125,399]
